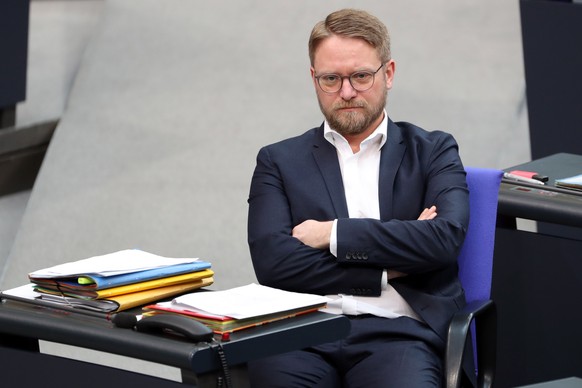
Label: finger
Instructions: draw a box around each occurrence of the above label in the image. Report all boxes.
[418,206,437,220]
[425,206,437,220]
[418,207,432,220]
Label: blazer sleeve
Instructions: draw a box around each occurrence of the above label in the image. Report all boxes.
[336,130,469,274]
[247,144,383,297]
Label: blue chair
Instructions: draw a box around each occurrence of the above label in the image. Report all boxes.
[445,167,503,388]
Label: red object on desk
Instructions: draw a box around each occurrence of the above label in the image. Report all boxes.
[510,170,537,179]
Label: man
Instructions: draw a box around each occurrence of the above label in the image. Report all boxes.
[247,8,469,387]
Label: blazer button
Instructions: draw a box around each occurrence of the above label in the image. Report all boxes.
[362,253,368,260]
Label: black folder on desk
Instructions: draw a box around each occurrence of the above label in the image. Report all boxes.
[1,284,117,319]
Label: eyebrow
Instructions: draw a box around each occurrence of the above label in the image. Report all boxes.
[314,66,378,76]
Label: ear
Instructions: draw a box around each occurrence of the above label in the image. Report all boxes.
[310,67,318,88]
[385,60,395,90]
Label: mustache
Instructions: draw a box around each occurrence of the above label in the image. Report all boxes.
[332,101,367,110]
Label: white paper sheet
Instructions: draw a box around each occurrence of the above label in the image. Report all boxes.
[172,283,330,319]
[28,249,201,278]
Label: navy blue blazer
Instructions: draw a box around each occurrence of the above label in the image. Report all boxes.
[247,118,469,342]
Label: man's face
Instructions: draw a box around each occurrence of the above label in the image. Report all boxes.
[311,35,395,138]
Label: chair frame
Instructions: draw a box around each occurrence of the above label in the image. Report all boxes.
[445,299,497,388]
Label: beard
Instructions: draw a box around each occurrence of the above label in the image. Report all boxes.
[318,89,387,137]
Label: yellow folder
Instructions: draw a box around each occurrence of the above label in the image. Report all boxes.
[92,269,214,299]
[110,277,214,311]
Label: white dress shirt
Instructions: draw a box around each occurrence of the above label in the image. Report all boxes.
[322,112,421,321]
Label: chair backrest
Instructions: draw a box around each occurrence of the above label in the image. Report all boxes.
[457,167,503,304]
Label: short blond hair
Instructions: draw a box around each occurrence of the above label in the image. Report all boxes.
[308,9,391,66]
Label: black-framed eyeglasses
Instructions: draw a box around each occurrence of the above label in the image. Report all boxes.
[314,63,385,94]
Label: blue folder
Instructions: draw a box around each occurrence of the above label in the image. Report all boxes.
[31,261,212,290]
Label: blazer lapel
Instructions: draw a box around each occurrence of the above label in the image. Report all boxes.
[311,126,350,218]
[379,120,406,220]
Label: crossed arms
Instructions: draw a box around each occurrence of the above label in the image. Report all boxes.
[247,128,469,296]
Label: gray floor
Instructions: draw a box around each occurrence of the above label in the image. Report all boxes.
[1,0,530,290]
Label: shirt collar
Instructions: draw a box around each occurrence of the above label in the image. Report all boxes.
[324,110,388,150]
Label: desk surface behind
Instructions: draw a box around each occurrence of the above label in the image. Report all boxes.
[499,153,582,228]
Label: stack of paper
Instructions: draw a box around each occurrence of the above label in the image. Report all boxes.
[555,173,582,191]
[27,249,214,312]
[143,283,329,334]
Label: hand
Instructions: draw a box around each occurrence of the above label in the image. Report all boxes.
[418,205,437,220]
[292,220,333,249]
[387,269,407,280]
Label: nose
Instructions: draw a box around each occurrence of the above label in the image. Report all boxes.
[339,77,357,100]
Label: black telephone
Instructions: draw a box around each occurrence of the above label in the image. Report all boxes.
[136,314,214,342]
